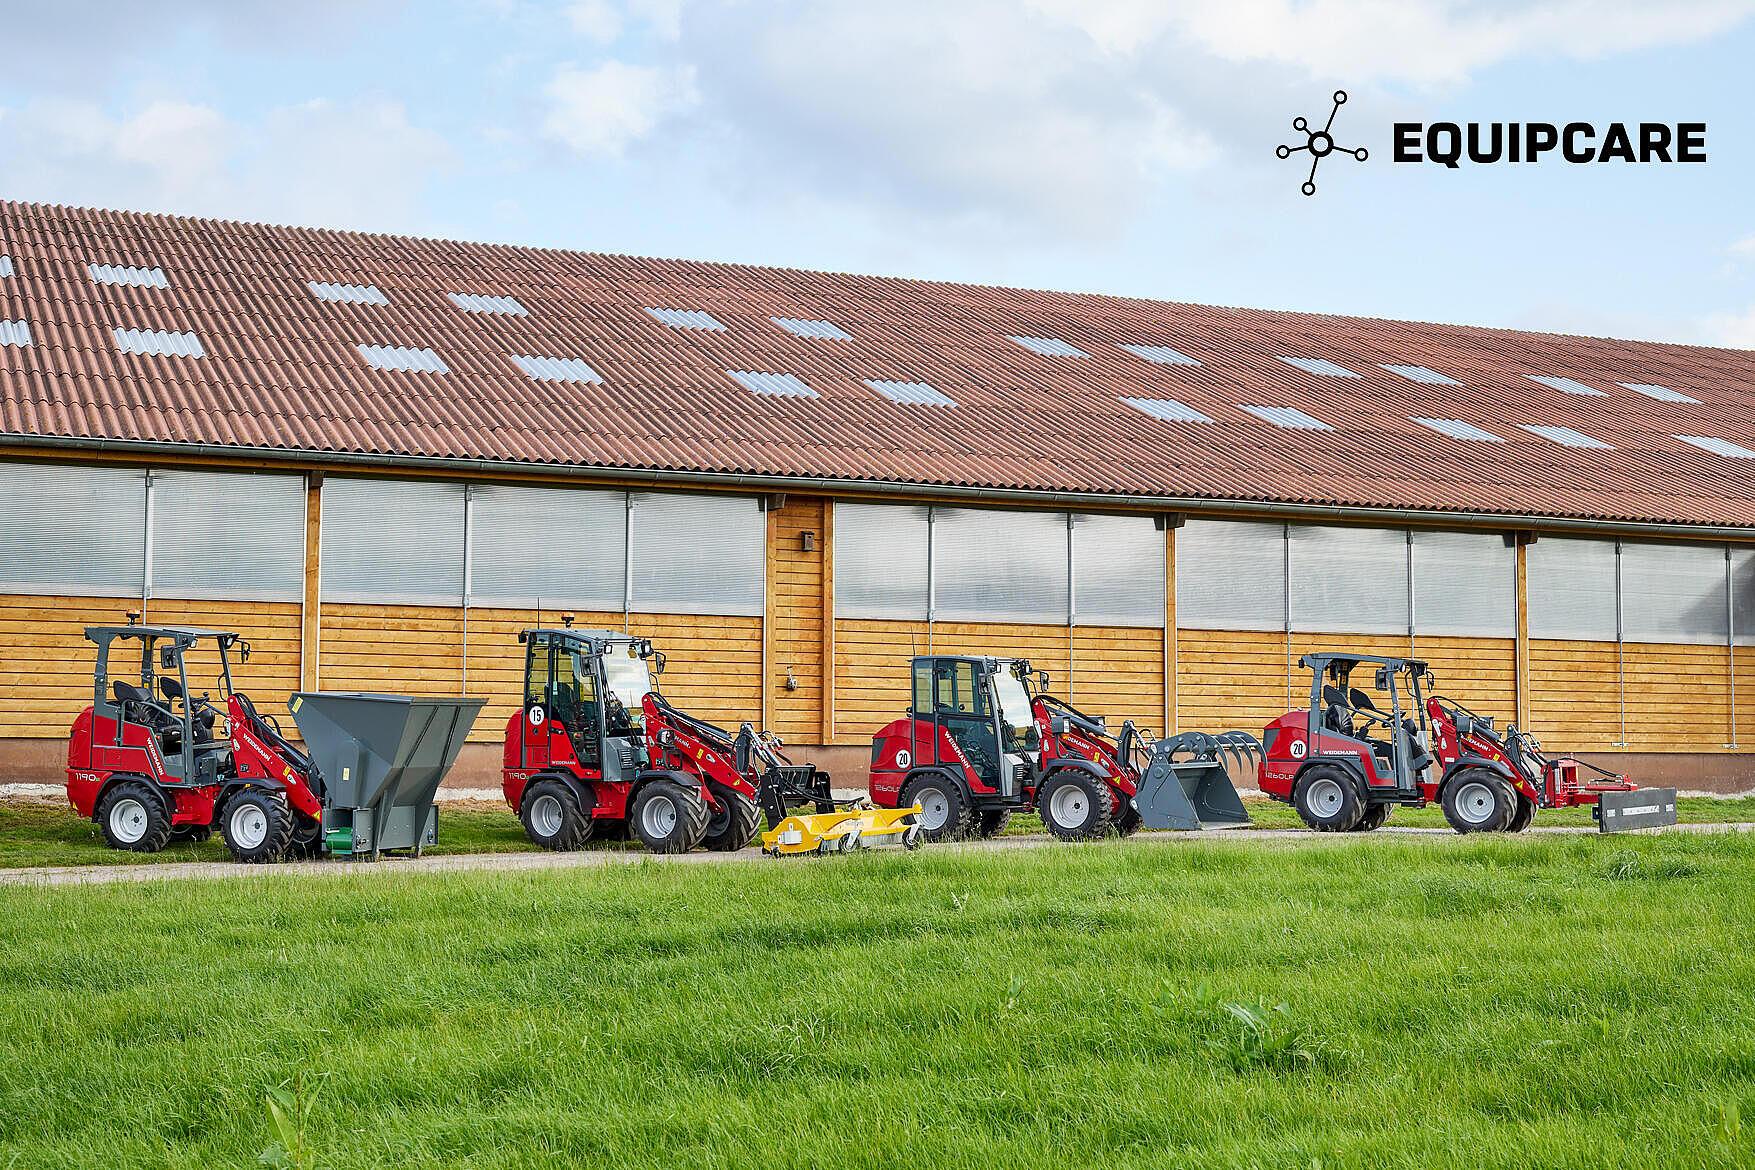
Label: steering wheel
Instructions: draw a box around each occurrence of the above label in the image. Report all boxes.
[604,692,630,731]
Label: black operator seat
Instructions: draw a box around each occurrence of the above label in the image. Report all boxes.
[1320,684,1351,735]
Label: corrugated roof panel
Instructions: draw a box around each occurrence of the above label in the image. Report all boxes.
[357,344,448,374]
[1412,417,1503,443]
[772,316,852,341]
[114,328,203,358]
[90,263,168,289]
[308,280,390,306]
[1123,396,1213,424]
[1619,381,1699,404]
[448,292,529,316]
[0,320,30,347]
[1119,343,1200,367]
[1010,335,1089,358]
[1239,404,1333,430]
[1675,435,1755,459]
[1519,424,1613,450]
[1383,364,1460,386]
[646,307,726,331]
[1528,374,1607,397]
[726,369,818,399]
[510,354,602,384]
[866,379,956,407]
[1278,356,1360,379]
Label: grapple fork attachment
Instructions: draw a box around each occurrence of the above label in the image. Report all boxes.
[1131,731,1257,830]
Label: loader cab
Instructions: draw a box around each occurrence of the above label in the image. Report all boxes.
[1304,653,1435,794]
[909,655,1040,798]
[85,624,244,786]
[518,628,659,784]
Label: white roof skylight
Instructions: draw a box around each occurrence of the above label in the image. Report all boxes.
[357,344,448,374]
[1674,435,1755,459]
[1119,343,1200,367]
[866,379,956,407]
[1412,417,1503,443]
[1527,374,1606,396]
[308,281,389,306]
[510,354,602,384]
[727,369,818,399]
[1123,397,1213,424]
[1278,356,1360,379]
[1382,364,1460,386]
[90,263,168,289]
[1238,404,1333,430]
[1518,424,1612,450]
[448,292,529,316]
[0,256,13,278]
[1618,381,1698,404]
[0,320,31,348]
[646,307,726,331]
[1009,335,1090,358]
[771,316,852,341]
[114,328,203,358]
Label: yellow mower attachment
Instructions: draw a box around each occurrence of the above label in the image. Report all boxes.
[762,803,925,857]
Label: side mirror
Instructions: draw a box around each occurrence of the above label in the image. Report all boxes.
[159,646,177,671]
[651,651,666,676]
[238,640,252,664]
[1375,667,1393,691]
[1038,671,1051,692]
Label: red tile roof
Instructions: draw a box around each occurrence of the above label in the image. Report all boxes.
[1,200,1752,530]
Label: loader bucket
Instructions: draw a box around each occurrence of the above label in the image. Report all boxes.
[1594,787,1678,833]
[288,692,485,858]
[1131,732,1254,831]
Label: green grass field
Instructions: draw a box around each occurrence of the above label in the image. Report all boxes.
[1,831,1752,1168]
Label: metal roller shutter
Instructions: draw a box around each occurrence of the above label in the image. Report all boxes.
[321,477,467,605]
[0,461,147,596]
[1288,525,1410,635]
[1527,538,1617,640]
[629,492,763,616]
[1735,549,1754,647]
[149,469,305,601]
[834,503,930,620]
[932,507,1069,623]
[1620,542,1728,644]
[1411,531,1514,637]
[1072,513,1163,627]
[470,483,626,609]
[1176,520,1286,631]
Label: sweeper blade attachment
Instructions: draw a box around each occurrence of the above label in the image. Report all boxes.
[1594,786,1679,833]
[1131,731,1255,830]
[762,804,925,856]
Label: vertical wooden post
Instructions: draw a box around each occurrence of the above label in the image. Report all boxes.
[300,474,322,692]
[1164,523,1178,734]
[761,501,775,728]
[820,499,835,745]
[1514,539,1530,727]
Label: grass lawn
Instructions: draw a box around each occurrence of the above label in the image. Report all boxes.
[1,833,1752,1167]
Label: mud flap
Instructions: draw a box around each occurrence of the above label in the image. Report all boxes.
[1133,755,1251,831]
[1594,787,1678,833]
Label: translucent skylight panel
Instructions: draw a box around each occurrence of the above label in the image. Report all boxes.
[1382,364,1459,386]
[1675,435,1755,459]
[89,263,168,289]
[1009,335,1089,358]
[1527,374,1606,396]
[0,256,13,278]
[646,307,726,331]
[1618,381,1698,403]
[1122,396,1213,424]
[1277,356,1360,379]
[510,354,602,384]
[448,292,529,316]
[0,320,31,347]
[771,316,852,341]
[308,281,389,306]
[726,369,818,399]
[1518,424,1612,450]
[1412,417,1503,443]
[1119,343,1200,367]
[1238,404,1333,430]
[866,379,956,407]
[114,328,203,358]
[357,344,448,374]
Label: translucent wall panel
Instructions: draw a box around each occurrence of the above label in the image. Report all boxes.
[834,503,930,620]
[322,477,467,605]
[149,470,305,601]
[1734,549,1754,646]
[1620,542,1728,644]
[1411,531,1514,637]
[629,492,763,616]
[1288,525,1410,635]
[0,462,147,596]
[470,484,626,609]
[1175,520,1286,631]
[932,508,1070,623]
[1527,537,1618,640]
[1072,513,1164,627]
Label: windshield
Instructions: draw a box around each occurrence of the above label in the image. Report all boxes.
[991,667,1034,752]
[600,644,655,717]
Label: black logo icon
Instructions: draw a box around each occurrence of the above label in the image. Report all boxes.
[1277,90,1367,196]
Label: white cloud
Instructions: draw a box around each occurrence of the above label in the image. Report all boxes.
[1729,235,1755,260]
[564,0,683,43]
[566,0,624,42]
[1703,304,1755,348]
[542,60,699,157]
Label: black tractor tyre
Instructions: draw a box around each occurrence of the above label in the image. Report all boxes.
[701,785,761,852]
[1442,769,1518,834]
[97,780,173,853]
[1037,771,1116,842]
[1350,802,1392,832]
[283,813,324,860]
[899,774,975,842]
[169,824,213,845]
[630,780,710,854]
[520,778,595,851]
[593,818,630,842]
[1292,765,1366,832]
[974,809,1012,838]
[1114,805,1142,837]
[219,788,295,864]
[1508,793,1536,832]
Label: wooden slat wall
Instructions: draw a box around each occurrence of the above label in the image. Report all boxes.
[1528,639,1623,750]
[0,594,143,738]
[1737,646,1753,749]
[1071,626,1165,729]
[1414,636,1517,720]
[1176,629,1292,732]
[636,613,763,730]
[834,618,930,743]
[1623,642,1733,752]
[767,497,826,743]
[319,602,468,699]
[147,598,303,717]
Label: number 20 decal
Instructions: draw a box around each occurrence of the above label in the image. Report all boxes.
[1289,739,1307,759]
[895,749,912,768]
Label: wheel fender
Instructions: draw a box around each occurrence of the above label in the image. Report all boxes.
[1440,756,1526,799]
[1294,757,1366,794]
[93,773,164,821]
[1040,759,1123,800]
[631,769,704,804]
[522,771,596,814]
[902,766,970,804]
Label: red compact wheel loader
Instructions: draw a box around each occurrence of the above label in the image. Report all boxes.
[1257,653,1676,833]
[867,655,1253,841]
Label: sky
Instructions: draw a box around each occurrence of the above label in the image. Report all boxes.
[1,0,1753,348]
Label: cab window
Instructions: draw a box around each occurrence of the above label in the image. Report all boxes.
[524,635,551,706]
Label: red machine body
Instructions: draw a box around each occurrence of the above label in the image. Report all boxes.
[1425,694,1641,811]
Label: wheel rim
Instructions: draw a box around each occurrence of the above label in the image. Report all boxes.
[109,797,149,844]
[231,802,269,850]
[642,794,678,839]
[1307,777,1345,819]
[1049,783,1089,828]
[914,786,949,831]
[706,799,730,835]
[530,793,564,838]
[1455,782,1497,825]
